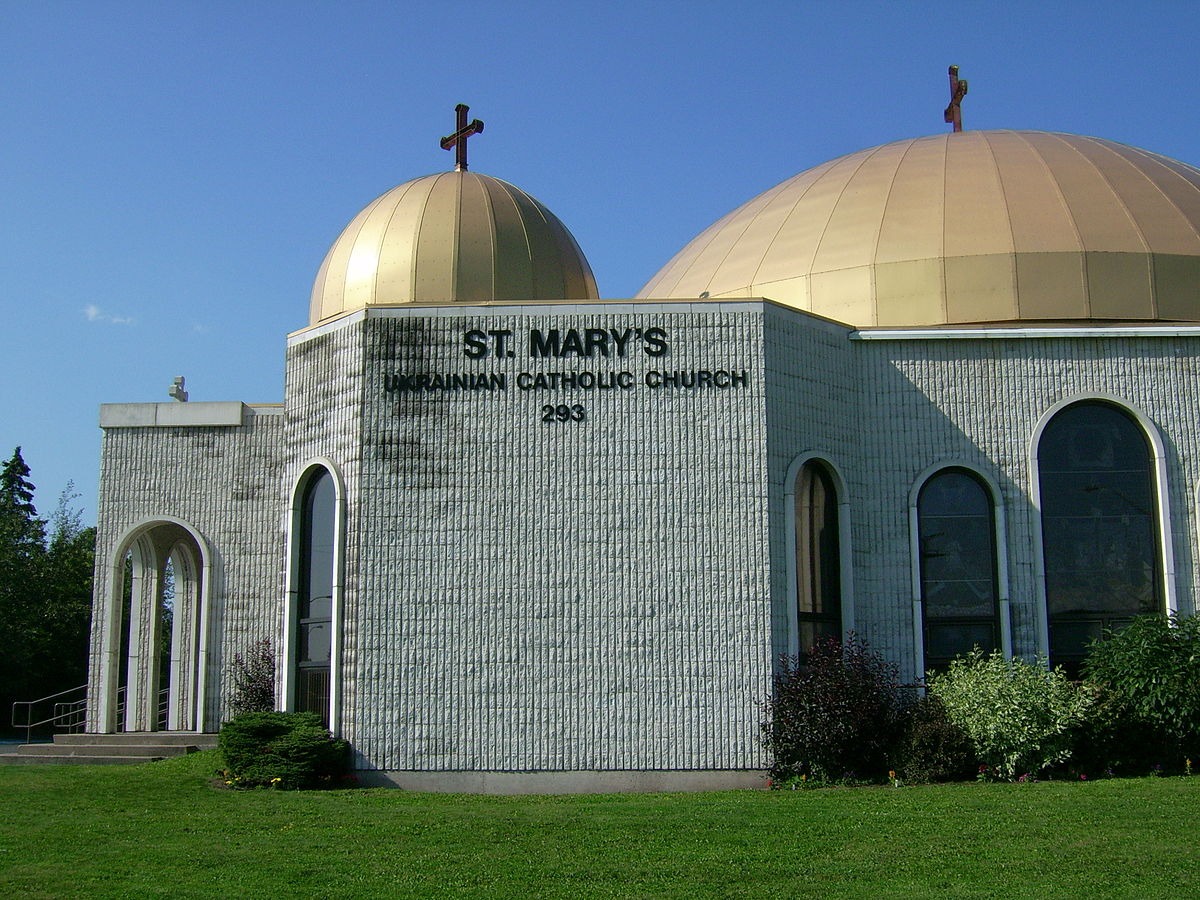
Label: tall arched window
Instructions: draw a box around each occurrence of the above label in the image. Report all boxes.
[795,460,842,654]
[294,468,335,725]
[918,468,1000,670]
[1038,402,1162,675]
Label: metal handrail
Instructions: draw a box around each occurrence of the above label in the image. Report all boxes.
[113,686,169,732]
[53,699,87,732]
[13,685,181,740]
[11,684,88,743]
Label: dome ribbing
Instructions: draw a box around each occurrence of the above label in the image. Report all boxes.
[310,171,598,325]
[638,131,1200,326]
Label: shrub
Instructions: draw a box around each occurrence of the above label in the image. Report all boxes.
[1082,614,1200,768]
[219,711,349,789]
[1067,681,1153,776]
[929,649,1091,781]
[761,636,910,783]
[228,638,276,716]
[895,694,976,784]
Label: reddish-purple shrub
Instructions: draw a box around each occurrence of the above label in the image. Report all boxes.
[761,635,910,783]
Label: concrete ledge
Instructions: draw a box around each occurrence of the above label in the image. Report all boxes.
[0,753,167,766]
[851,324,1200,341]
[57,732,218,748]
[100,401,246,428]
[18,743,181,758]
[355,769,767,794]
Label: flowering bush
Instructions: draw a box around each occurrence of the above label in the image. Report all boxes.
[928,650,1091,781]
[219,711,350,790]
[761,636,910,783]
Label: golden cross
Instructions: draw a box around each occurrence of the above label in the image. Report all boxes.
[944,66,968,132]
[440,103,485,171]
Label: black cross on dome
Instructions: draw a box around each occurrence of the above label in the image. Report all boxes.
[440,104,485,171]
[944,66,968,132]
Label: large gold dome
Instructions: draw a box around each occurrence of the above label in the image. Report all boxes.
[310,171,598,325]
[638,131,1200,326]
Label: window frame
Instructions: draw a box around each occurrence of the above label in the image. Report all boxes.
[283,460,345,733]
[784,454,853,659]
[1031,397,1173,673]
[913,466,1006,673]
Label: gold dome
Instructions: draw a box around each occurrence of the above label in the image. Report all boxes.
[638,131,1200,326]
[310,171,598,325]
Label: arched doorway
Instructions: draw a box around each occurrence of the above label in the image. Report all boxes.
[104,521,208,732]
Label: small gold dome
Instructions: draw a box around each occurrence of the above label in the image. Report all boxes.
[638,131,1200,326]
[310,171,598,325]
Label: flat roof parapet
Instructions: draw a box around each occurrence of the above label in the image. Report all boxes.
[100,401,252,428]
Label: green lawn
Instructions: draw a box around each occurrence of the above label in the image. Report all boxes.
[1,752,1197,898]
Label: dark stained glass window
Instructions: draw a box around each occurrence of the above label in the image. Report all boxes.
[295,469,335,725]
[795,461,842,654]
[918,469,999,671]
[1039,402,1161,676]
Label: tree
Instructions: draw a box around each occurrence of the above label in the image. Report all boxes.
[0,450,95,735]
[0,446,44,561]
[0,447,47,718]
[40,483,95,694]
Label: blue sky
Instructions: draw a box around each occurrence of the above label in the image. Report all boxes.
[3,1,1200,523]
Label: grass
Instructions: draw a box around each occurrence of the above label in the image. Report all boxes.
[1,752,1198,898]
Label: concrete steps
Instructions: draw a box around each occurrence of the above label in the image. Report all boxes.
[0,732,218,766]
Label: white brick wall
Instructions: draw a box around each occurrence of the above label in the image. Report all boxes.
[332,308,772,771]
[87,407,286,729]
[851,333,1200,676]
[87,300,1200,776]
[762,314,1200,684]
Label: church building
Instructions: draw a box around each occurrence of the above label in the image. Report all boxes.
[84,101,1200,790]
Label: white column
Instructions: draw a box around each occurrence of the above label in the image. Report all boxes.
[124,539,161,732]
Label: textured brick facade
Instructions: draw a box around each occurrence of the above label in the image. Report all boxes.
[846,329,1197,679]
[309,305,772,772]
[86,301,1200,782]
[87,407,285,730]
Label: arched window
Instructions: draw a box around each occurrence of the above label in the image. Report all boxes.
[294,468,336,725]
[795,460,842,654]
[918,469,1000,670]
[1038,401,1162,675]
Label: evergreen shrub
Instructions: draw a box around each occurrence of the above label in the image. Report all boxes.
[1082,614,1200,769]
[219,711,349,789]
[761,636,910,783]
[929,649,1091,781]
[895,694,976,784]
